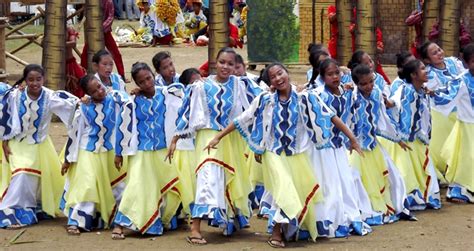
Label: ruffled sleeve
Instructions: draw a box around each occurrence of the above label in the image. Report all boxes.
[394,85,415,141]
[115,96,138,156]
[432,78,464,116]
[49,90,80,127]
[237,76,265,110]
[233,93,269,154]
[175,81,208,138]
[374,89,400,142]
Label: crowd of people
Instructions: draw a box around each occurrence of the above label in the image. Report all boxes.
[0,38,473,247]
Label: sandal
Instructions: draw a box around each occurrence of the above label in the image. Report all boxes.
[66,225,81,235]
[6,224,22,230]
[111,231,125,240]
[267,238,285,248]
[186,236,207,245]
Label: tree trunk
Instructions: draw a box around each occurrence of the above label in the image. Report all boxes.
[356,0,376,59]
[41,0,67,90]
[336,0,353,66]
[85,0,104,73]
[208,0,229,74]
[422,0,440,43]
[439,0,460,56]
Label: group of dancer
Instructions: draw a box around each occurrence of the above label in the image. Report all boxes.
[0,40,472,248]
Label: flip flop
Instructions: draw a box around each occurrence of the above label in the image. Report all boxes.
[186,236,207,245]
[111,231,125,240]
[267,238,285,248]
[66,226,81,235]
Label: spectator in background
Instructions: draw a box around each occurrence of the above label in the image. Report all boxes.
[66,26,86,98]
[125,0,140,21]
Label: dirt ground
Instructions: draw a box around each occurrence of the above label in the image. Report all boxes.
[1,27,473,250]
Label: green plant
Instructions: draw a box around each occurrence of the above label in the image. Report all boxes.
[247,0,299,63]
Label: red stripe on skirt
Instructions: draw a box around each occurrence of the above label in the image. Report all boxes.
[298,184,320,223]
[195,158,235,174]
[12,168,41,176]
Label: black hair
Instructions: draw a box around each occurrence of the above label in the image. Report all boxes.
[261,62,288,87]
[235,54,245,66]
[351,64,372,85]
[131,62,154,84]
[347,50,367,70]
[152,51,171,72]
[319,58,339,79]
[79,74,97,95]
[417,41,435,61]
[256,68,265,85]
[308,50,329,85]
[14,64,44,87]
[462,43,474,63]
[307,43,324,53]
[216,47,237,61]
[400,59,423,83]
[396,51,415,78]
[179,68,201,85]
[92,49,111,64]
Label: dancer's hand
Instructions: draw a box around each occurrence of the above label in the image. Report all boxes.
[203,137,220,155]
[61,161,70,176]
[398,141,412,151]
[349,139,365,157]
[115,156,123,170]
[130,87,142,96]
[2,140,11,163]
[165,142,177,163]
[254,154,262,164]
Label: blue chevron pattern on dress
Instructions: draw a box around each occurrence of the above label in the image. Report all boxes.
[67,206,104,231]
[175,86,192,132]
[353,89,382,150]
[461,72,474,107]
[0,208,38,227]
[0,84,12,137]
[398,84,430,144]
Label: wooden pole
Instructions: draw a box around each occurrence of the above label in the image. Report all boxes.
[0,17,7,73]
[422,0,440,43]
[85,0,104,72]
[439,0,460,56]
[208,0,229,74]
[336,0,353,65]
[5,12,44,37]
[356,0,376,59]
[6,52,29,66]
[42,0,68,90]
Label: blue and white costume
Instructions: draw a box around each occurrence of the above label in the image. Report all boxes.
[175,75,263,235]
[432,72,474,203]
[113,86,182,235]
[234,89,334,240]
[61,91,129,231]
[0,87,78,228]
[155,73,180,86]
[390,83,441,210]
[348,86,411,224]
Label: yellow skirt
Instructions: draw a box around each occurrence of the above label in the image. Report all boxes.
[261,151,322,240]
[430,110,457,175]
[442,120,474,192]
[1,137,64,217]
[246,149,264,187]
[174,149,196,215]
[117,150,180,233]
[65,150,117,227]
[194,129,253,218]
[349,145,394,214]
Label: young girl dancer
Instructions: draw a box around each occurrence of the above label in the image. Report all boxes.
[311,59,372,237]
[167,47,263,245]
[348,50,390,97]
[112,62,181,238]
[418,42,466,177]
[93,49,126,92]
[389,59,441,210]
[152,51,180,86]
[348,64,412,223]
[0,64,78,228]
[61,75,128,235]
[203,62,363,247]
[431,43,474,203]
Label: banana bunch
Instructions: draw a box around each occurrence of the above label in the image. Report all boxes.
[155,0,180,26]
